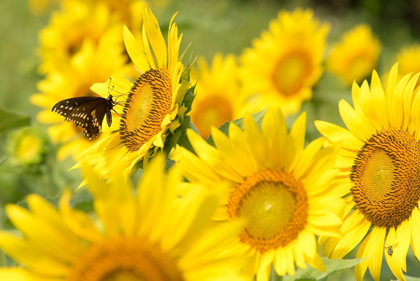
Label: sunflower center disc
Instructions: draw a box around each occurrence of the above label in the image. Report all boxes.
[272,51,312,96]
[120,68,172,152]
[351,128,420,228]
[193,95,233,138]
[228,169,308,253]
[69,237,184,281]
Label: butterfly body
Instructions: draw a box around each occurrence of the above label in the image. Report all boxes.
[52,95,115,140]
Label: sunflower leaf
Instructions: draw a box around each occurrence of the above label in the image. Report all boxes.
[404,276,420,281]
[206,109,266,146]
[0,108,30,134]
[281,257,364,281]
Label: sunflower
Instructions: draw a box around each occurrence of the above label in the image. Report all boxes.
[326,24,381,85]
[0,155,247,281]
[179,108,344,280]
[76,8,193,180]
[394,44,420,88]
[31,40,129,160]
[240,8,330,116]
[315,64,420,281]
[190,53,245,139]
[38,0,127,73]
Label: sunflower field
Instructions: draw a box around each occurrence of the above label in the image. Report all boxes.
[1,0,420,280]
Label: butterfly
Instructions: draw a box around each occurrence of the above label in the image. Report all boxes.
[52,95,116,140]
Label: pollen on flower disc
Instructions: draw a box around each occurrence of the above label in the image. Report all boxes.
[120,68,172,152]
[228,169,308,253]
[351,128,420,228]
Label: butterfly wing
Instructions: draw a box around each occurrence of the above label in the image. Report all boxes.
[52,97,110,140]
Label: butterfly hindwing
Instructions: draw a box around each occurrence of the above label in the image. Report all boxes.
[52,96,114,141]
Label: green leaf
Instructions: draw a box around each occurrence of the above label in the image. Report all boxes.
[70,188,94,212]
[405,276,420,281]
[0,108,30,134]
[281,257,364,281]
[206,109,266,146]
[176,116,195,153]
[182,86,196,114]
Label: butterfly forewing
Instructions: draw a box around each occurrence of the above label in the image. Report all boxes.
[52,96,114,140]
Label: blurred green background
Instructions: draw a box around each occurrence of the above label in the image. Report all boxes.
[1,0,420,280]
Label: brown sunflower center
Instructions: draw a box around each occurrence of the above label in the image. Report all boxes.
[227,169,308,253]
[68,237,184,281]
[351,128,420,228]
[120,68,172,152]
[272,50,312,96]
[192,95,233,138]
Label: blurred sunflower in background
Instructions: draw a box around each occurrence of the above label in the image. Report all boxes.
[0,156,247,281]
[394,44,420,87]
[240,8,330,116]
[326,24,381,85]
[37,0,125,74]
[316,64,420,281]
[76,8,194,180]
[31,40,129,160]
[190,53,245,139]
[179,108,345,280]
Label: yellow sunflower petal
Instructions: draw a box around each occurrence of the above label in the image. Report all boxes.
[0,232,69,276]
[355,232,370,281]
[385,227,406,281]
[395,220,411,272]
[0,268,56,281]
[143,8,167,67]
[123,25,149,72]
[339,99,376,141]
[58,190,102,242]
[331,211,370,259]
[410,207,420,259]
[369,70,389,128]
[5,204,79,263]
[367,227,386,281]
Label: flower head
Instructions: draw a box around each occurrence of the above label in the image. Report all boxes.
[190,53,245,139]
[316,64,420,281]
[76,8,194,179]
[326,24,381,85]
[179,108,344,280]
[240,8,330,116]
[0,156,246,281]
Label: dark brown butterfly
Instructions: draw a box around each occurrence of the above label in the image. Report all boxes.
[52,95,116,140]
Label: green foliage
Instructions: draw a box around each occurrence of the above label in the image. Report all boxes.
[0,108,30,135]
[273,257,364,281]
